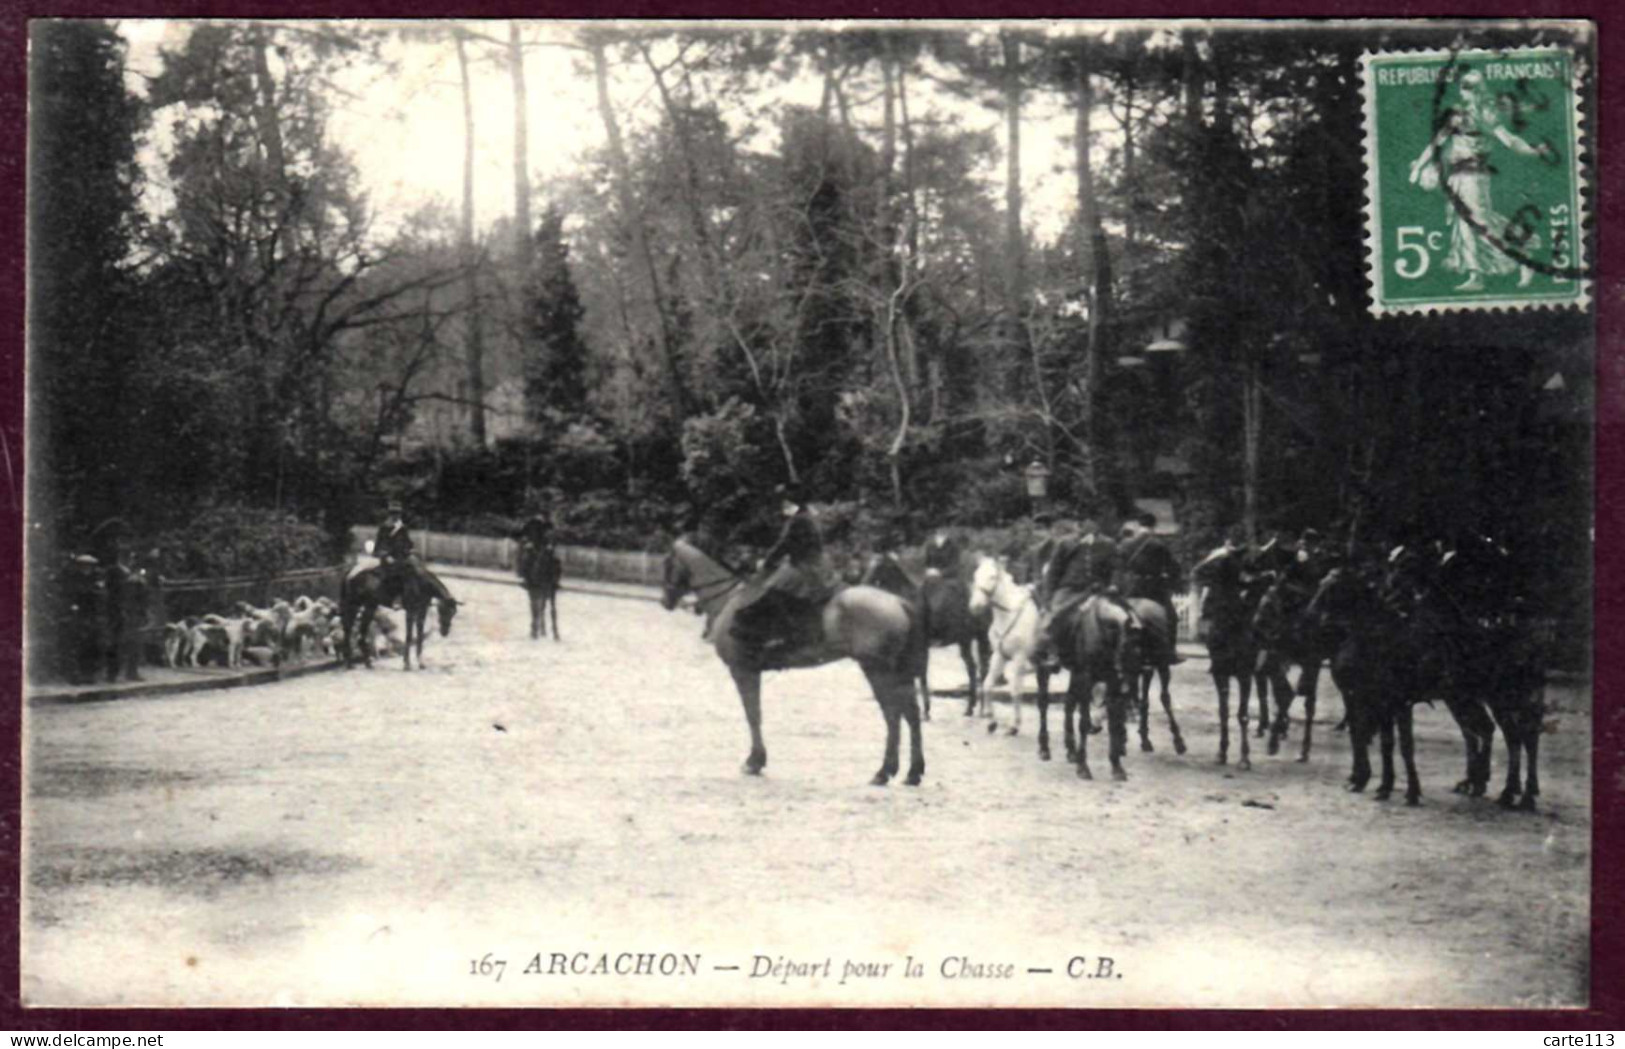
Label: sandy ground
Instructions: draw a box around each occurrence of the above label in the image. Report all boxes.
[22,576,1591,1009]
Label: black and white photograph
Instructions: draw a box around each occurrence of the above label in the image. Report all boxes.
[20,17,1596,1009]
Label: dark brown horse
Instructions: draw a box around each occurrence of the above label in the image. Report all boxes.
[518,540,562,640]
[1050,595,1142,781]
[860,555,990,721]
[341,564,459,671]
[661,540,928,786]
[1128,598,1187,757]
[1192,547,1268,770]
[1252,574,1329,762]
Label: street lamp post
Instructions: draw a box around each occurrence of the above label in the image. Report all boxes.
[1024,460,1051,519]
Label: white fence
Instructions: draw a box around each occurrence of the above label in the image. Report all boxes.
[353,527,1207,641]
[351,528,668,588]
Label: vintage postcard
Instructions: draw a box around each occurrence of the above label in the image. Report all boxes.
[21,18,1595,1010]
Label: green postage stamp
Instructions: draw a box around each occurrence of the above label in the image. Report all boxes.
[1362,46,1589,315]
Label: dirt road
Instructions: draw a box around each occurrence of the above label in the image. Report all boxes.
[23,576,1591,1008]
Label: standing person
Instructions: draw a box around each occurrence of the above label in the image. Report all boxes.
[1120,512,1185,665]
[371,501,416,608]
[62,553,106,685]
[111,548,156,682]
[90,518,129,684]
[730,482,830,658]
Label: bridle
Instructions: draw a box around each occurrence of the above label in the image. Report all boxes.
[974,559,1037,648]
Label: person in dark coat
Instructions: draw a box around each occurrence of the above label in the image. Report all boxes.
[1021,511,1057,589]
[372,501,416,607]
[922,527,963,579]
[1120,511,1184,664]
[63,554,106,685]
[517,511,553,550]
[730,482,831,657]
[1036,517,1132,664]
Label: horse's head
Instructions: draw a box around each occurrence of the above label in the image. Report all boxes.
[1305,567,1350,624]
[660,546,691,611]
[436,597,459,637]
[968,555,1001,616]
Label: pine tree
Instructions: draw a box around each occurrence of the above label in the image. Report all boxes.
[523,206,589,422]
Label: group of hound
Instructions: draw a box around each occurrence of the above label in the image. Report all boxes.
[160,595,401,669]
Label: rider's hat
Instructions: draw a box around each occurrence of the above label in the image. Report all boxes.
[1299,527,1323,544]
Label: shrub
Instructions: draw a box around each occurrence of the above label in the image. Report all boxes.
[151,505,337,579]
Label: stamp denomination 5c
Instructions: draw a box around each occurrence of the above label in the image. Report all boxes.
[1362,46,1588,316]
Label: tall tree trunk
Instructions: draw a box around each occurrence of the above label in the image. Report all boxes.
[1076,40,1101,501]
[639,42,726,314]
[589,38,690,419]
[455,30,487,447]
[1001,31,1026,336]
[508,23,533,270]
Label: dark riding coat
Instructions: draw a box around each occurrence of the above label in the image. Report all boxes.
[1046,533,1117,607]
[373,522,415,564]
[1120,532,1182,604]
[923,535,963,577]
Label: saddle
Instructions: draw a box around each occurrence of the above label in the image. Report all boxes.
[730,586,832,669]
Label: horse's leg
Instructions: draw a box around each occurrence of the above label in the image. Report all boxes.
[1137,669,1154,752]
[1037,669,1052,761]
[1071,674,1092,780]
[896,668,926,786]
[1253,667,1271,737]
[549,588,559,640]
[1107,675,1130,781]
[357,605,377,669]
[957,638,981,723]
[1518,710,1540,812]
[729,665,767,775]
[1236,671,1253,772]
[1374,708,1396,801]
[340,605,356,669]
[1267,660,1294,755]
[1488,701,1523,808]
[1398,702,1422,806]
[1004,657,1026,736]
[1297,662,1321,763]
[1345,694,1372,792]
[1445,696,1490,795]
[1159,665,1186,755]
[977,649,1006,720]
[1214,671,1231,766]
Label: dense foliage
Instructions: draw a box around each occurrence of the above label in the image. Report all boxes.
[26,22,1592,619]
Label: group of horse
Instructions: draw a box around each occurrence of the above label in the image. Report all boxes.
[660,537,1547,812]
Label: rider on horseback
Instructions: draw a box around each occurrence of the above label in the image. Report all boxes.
[373,501,416,608]
[730,482,833,663]
[1120,511,1185,664]
[1033,516,1139,667]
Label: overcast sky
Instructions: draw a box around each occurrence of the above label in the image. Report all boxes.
[117,20,1101,245]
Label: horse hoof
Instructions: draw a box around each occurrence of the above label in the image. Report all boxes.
[1496,791,1518,809]
[987,722,998,735]
[1088,722,1103,736]
[1112,767,1128,782]
[1267,739,1280,757]
[742,762,765,777]
[904,772,923,787]
[1076,765,1093,781]
[1005,726,1019,737]
[1517,795,1538,813]
[1347,781,1367,794]
[1140,740,1154,753]
[963,708,975,718]
[1405,793,1421,807]
[1238,758,1252,772]
[1453,780,1472,795]
[1174,739,1187,756]
[1374,789,1392,802]
[1216,753,1227,766]
[1039,748,1051,762]
[1296,753,1309,764]
[871,773,891,787]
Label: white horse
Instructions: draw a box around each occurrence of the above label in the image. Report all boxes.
[967,554,1046,737]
